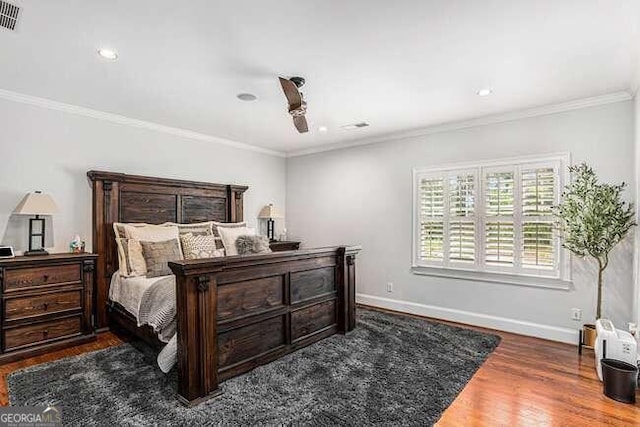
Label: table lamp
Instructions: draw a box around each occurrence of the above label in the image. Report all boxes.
[13,191,58,256]
[258,204,283,242]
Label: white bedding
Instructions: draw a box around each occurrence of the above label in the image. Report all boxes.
[109,272,174,318]
[109,272,178,373]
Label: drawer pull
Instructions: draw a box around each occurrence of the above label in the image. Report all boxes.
[43,330,49,338]
[43,275,49,282]
[42,303,49,310]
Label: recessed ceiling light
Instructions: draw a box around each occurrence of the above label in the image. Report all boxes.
[237,93,257,101]
[97,48,118,60]
[318,126,328,133]
[476,88,493,97]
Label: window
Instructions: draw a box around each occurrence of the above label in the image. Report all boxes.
[413,154,569,282]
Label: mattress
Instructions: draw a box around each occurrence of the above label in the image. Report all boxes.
[109,272,174,319]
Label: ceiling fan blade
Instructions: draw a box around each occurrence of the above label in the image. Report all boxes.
[279,77,302,109]
[293,116,309,133]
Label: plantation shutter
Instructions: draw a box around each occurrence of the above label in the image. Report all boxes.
[521,167,556,269]
[485,171,515,266]
[418,177,444,261]
[413,155,565,281]
[448,174,475,263]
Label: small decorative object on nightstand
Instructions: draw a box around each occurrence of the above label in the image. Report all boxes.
[258,204,283,242]
[0,253,97,363]
[69,235,86,254]
[13,191,58,256]
[269,240,301,252]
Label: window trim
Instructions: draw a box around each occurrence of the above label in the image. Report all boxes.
[412,152,572,286]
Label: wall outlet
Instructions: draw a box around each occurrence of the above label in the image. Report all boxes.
[571,308,582,321]
[386,282,393,293]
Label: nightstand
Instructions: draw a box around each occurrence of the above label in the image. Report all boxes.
[0,253,97,363]
[269,241,301,252]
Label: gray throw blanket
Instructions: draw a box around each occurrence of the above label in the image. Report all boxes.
[136,275,177,373]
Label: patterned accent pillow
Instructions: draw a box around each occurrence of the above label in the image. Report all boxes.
[162,222,214,236]
[140,239,183,278]
[180,233,225,260]
[235,235,272,255]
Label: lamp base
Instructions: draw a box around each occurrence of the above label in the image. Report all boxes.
[24,249,50,256]
[266,218,275,241]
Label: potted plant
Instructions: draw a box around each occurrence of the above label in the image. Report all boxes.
[553,163,635,347]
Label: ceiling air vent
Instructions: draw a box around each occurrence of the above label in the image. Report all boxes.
[0,0,20,31]
[342,122,370,130]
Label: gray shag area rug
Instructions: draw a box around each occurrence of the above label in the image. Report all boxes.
[8,309,500,426]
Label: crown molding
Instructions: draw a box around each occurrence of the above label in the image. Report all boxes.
[1,87,632,160]
[0,88,286,158]
[287,91,633,158]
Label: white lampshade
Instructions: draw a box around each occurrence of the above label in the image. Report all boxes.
[13,191,58,216]
[258,204,283,219]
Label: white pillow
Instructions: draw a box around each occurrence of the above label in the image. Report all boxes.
[217,226,256,256]
[124,224,180,242]
[123,224,183,270]
[113,222,147,276]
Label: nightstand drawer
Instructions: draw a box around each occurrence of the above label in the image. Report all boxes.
[4,290,82,321]
[3,264,81,291]
[3,316,82,351]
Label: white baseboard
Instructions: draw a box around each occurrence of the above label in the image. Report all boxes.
[356,293,578,344]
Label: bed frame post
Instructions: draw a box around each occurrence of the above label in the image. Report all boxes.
[172,266,223,406]
[228,185,247,222]
[345,248,358,331]
[88,172,121,330]
[337,246,359,333]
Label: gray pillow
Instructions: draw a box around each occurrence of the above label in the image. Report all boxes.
[235,235,272,255]
[140,239,182,277]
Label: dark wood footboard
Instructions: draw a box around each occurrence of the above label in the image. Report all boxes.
[169,246,360,406]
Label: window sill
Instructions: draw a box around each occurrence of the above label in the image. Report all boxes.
[411,266,571,290]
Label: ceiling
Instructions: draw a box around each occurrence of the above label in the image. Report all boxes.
[1,0,639,155]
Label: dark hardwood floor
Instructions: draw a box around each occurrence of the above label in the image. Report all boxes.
[1,307,639,426]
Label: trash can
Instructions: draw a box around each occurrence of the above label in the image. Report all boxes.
[601,358,638,403]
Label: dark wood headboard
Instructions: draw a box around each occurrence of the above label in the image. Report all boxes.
[87,170,248,329]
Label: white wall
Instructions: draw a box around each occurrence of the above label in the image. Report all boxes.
[287,101,636,341]
[635,92,640,330]
[0,98,286,253]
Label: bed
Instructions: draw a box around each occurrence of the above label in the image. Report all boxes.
[88,171,359,406]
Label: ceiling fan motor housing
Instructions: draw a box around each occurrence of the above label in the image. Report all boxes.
[290,76,305,88]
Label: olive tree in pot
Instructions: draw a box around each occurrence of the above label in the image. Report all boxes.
[553,163,635,347]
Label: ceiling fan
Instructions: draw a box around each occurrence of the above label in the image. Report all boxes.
[279,76,308,133]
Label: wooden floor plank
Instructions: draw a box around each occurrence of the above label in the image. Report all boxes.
[0,308,638,426]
